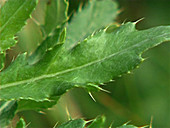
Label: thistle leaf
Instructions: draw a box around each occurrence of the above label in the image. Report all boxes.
[56,119,86,128]
[17,96,59,111]
[28,27,66,65]
[42,0,68,36]
[27,0,68,64]
[0,0,37,52]
[64,0,118,49]
[55,117,145,128]
[0,22,169,102]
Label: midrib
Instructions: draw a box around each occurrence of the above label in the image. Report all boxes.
[0,34,168,89]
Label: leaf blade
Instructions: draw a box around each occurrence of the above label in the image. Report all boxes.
[0,0,37,52]
[42,0,68,36]
[0,22,170,101]
[56,119,86,128]
[64,0,118,49]
[17,96,59,111]
[28,27,66,65]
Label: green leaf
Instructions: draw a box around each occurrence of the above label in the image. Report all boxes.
[17,96,59,111]
[87,115,106,128]
[55,117,145,128]
[117,124,146,128]
[56,119,86,128]
[16,118,26,128]
[26,0,68,64]
[64,0,118,49]
[42,0,68,36]
[0,22,170,102]
[0,0,37,52]
[28,27,66,65]
[0,101,17,127]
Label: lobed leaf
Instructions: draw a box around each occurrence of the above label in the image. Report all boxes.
[56,119,86,128]
[55,117,146,128]
[17,96,59,112]
[28,27,66,65]
[64,0,119,49]
[0,0,37,52]
[0,22,169,102]
[27,0,68,65]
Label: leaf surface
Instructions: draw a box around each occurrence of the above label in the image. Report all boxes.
[28,27,66,65]
[0,22,170,101]
[0,0,37,52]
[55,117,145,128]
[17,96,59,111]
[27,0,68,64]
[64,0,118,49]
[56,119,86,128]
[42,0,68,36]
[0,101,17,127]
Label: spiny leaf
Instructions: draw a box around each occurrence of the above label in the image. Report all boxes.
[42,0,68,36]
[28,27,66,65]
[0,0,37,52]
[0,101,17,127]
[16,118,26,128]
[64,0,118,49]
[16,27,65,110]
[27,0,68,65]
[0,22,170,102]
[55,117,146,128]
[56,119,86,128]
[17,96,59,112]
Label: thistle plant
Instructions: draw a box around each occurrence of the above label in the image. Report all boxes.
[0,0,169,127]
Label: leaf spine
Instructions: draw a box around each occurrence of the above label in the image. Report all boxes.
[66,106,72,120]
[88,92,96,102]
[99,87,111,93]
[133,18,145,25]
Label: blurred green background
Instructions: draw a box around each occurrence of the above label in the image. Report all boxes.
[6,0,170,127]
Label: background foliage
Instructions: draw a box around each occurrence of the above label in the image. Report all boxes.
[2,0,170,128]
